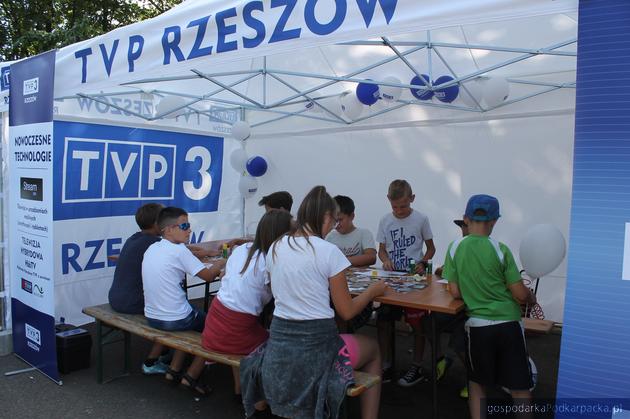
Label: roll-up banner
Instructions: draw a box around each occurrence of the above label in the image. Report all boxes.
[7,50,239,383]
[9,50,59,383]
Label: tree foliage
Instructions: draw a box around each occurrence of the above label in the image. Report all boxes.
[0,0,183,62]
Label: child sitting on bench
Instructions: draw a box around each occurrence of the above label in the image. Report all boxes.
[108,203,167,374]
[142,206,225,396]
[202,209,293,400]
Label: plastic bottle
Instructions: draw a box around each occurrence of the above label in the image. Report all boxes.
[222,243,229,259]
[426,259,433,281]
[408,259,416,275]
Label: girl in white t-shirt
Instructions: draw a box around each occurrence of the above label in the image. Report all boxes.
[252,186,387,419]
[201,210,293,399]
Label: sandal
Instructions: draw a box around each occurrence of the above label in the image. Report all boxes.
[165,367,182,385]
[180,372,213,397]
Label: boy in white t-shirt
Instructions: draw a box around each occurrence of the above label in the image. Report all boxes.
[142,206,225,396]
[376,179,436,387]
[326,195,377,332]
[326,195,377,267]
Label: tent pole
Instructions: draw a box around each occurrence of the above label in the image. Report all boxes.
[240,108,246,238]
[263,56,267,107]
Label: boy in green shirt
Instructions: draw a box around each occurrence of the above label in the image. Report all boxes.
[443,194,536,419]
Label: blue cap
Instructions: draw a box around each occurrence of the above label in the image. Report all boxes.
[465,194,501,221]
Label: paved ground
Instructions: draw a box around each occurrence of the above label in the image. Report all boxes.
[0,320,560,419]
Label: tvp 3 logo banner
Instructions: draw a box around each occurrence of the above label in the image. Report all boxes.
[53,121,224,220]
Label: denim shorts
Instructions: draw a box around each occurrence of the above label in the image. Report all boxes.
[147,305,206,332]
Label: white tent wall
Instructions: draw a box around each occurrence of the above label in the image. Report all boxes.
[242,88,575,323]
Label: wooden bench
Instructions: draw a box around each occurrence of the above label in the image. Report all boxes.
[523,317,554,334]
[82,304,380,397]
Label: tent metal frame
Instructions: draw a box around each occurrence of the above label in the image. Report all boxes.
[57,33,577,128]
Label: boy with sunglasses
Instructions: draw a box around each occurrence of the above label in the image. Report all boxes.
[142,206,226,396]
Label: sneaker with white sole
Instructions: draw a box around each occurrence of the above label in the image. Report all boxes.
[397,364,430,387]
[142,360,169,375]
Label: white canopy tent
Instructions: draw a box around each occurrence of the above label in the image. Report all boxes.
[3,0,578,327]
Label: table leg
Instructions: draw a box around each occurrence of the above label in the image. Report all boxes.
[96,320,103,384]
[431,315,438,419]
[123,331,131,374]
[390,317,396,369]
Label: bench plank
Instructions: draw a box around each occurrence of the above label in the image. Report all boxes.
[83,304,379,396]
[523,317,554,334]
[155,330,242,367]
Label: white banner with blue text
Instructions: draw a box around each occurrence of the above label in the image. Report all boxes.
[54,0,577,97]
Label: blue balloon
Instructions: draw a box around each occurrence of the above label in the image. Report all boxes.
[246,156,268,177]
[434,75,459,103]
[356,81,379,106]
[410,75,433,100]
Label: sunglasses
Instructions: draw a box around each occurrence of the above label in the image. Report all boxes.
[169,222,191,231]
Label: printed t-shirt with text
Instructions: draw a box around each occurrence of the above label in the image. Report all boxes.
[376,209,433,271]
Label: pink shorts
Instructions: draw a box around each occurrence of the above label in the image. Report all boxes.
[340,334,360,368]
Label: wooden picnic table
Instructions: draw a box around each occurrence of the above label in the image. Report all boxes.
[346,268,465,419]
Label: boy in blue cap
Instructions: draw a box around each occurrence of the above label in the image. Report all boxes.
[443,194,536,419]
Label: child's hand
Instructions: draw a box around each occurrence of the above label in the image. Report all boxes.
[415,263,426,275]
[367,280,389,298]
[211,258,227,269]
[382,259,395,271]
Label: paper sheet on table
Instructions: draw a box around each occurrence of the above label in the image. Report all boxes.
[354,269,408,277]
[437,279,448,284]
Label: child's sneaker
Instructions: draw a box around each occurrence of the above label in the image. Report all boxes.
[158,352,172,365]
[397,364,429,387]
[142,360,168,375]
[436,356,453,381]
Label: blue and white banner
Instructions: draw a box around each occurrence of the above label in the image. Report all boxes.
[51,120,242,325]
[53,0,577,98]
[9,50,59,383]
[0,65,10,111]
[53,121,224,220]
[556,0,630,408]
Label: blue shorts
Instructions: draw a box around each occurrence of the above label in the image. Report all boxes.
[147,305,206,333]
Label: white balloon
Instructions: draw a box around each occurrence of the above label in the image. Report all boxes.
[156,95,187,119]
[325,95,344,116]
[339,93,363,120]
[238,175,258,198]
[459,79,484,108]
[229,148,248,172]
[519,224,566,278]
[380,76,402,103]
[483,77,510,108]
[231,121,251,141]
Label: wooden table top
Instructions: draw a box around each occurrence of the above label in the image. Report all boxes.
[193,237,253,252]
[347,269,465,315]
[192,241,465,315]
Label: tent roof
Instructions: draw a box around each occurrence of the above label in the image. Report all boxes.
[51,0,578,129]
